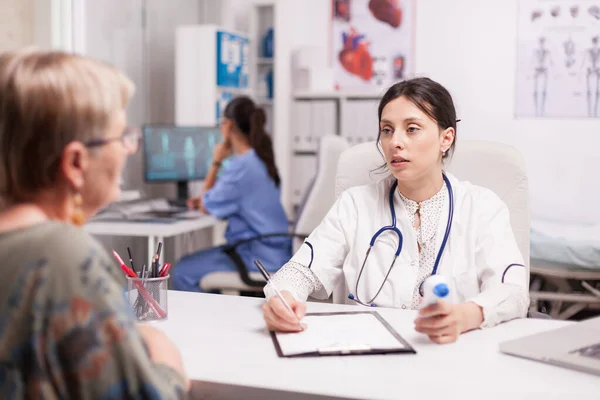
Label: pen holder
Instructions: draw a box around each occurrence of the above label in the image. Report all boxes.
[126,275,169,322]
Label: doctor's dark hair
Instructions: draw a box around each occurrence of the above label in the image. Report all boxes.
[376,77,458,161]
[223,96,281,187]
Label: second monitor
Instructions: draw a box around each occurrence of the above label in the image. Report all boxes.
[143,125,226,201]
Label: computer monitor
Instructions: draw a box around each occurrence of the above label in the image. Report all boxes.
[142,125,223,201]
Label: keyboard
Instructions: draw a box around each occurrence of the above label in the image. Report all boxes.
[167,199,188,208]
[92,198,204,222]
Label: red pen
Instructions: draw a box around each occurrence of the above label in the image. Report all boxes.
[120,264,136,278]
[159,263,171,277]
[113,250,135,277]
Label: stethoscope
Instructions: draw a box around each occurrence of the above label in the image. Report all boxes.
[348,173,454,307]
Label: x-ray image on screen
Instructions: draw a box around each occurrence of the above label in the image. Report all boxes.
[143,125,223,182]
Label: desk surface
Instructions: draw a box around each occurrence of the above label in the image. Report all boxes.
[157,291,599,400]
[84,215,219,238]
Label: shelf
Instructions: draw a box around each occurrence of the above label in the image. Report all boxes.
[216,86,252,95]
[254,0,275,6]
[257,57,274,65]
[293,150,317,156]
[257,98,273,106]
[293,90,384,100]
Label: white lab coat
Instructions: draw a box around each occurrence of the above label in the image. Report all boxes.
[289,172,530,327]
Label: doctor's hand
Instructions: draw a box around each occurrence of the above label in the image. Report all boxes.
[414,301,463,344]
[414,301,484,344]
[262,290,307,332]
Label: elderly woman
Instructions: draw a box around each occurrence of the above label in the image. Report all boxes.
[0,49,189,398]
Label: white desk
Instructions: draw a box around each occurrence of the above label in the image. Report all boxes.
[156,291,599,400]
[85,216,219,263]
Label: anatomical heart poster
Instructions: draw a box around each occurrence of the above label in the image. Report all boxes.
[331,0,416,91]
[516,0,600,118]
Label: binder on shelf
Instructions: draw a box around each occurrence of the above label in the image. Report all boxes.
[341,100,378,145]
[342,100,360,146]
[309,100,336,152]
[292,101,312,152]
[358,99,379,143]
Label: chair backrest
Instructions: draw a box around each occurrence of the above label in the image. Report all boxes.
[335,140,531,275]
[293,135,349,251]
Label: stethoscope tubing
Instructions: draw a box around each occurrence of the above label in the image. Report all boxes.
[350,173,454,307]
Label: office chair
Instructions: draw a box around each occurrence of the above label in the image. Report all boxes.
[199,135,350,294]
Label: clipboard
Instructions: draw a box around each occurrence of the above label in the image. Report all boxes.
[270,311,416,357]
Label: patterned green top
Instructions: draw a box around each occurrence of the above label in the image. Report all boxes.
[0,221,187,399]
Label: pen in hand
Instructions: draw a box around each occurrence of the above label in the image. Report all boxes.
[254,259,304,331]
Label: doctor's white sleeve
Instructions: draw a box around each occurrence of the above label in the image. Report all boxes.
[468,190,530,328]
[264,191,356,302]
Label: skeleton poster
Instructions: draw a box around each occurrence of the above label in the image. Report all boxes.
[331,0,416,91]
[516,0,600,118]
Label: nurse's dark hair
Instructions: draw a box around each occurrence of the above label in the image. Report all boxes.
[376,77,458,161]
[223,96,281,186]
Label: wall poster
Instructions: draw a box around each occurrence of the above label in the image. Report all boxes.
[331,0,416,91]
[516,0,600,118]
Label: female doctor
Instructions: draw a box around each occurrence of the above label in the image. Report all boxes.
[262,77,529,344]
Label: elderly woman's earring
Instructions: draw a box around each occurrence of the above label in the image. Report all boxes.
[71,193,85,226]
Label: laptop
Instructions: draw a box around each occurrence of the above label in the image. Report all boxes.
[499,316,600,376]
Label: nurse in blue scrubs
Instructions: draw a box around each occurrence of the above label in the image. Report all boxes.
[172,96,291,292]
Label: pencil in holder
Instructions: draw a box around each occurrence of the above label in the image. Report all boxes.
[126,275,169,322]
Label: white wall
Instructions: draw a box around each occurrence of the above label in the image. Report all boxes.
[220,0,250,33]
[281,0,600,225]
[0,0,34,51]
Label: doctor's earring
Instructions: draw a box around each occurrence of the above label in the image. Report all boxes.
[70,193,85,226]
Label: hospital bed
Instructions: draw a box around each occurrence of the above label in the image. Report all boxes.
[529,219,600,320]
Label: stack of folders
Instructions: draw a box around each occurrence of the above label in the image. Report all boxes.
[342,99,379,146]
[292,100,337,152]
[271,311,415,357]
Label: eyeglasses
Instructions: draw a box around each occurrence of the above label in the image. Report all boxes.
[84,126,141,153]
